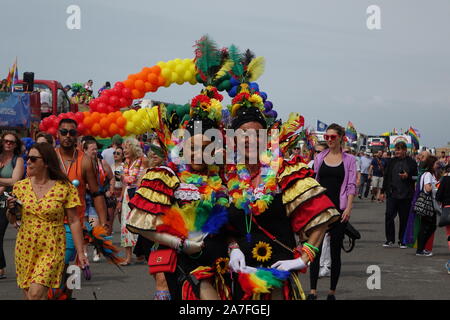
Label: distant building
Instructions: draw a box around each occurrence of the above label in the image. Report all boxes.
[436,142,450,156]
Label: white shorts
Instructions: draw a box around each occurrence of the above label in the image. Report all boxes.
[371,176,383,189]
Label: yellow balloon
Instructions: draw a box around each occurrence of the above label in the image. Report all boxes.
[173,58,182,65]
[189,77,197,85]
[166,60,176,70]
[156,61,167,68]
[125,122,134,133]
[183,71,193,82]
[175,63,185,74]
[171,72,179,84]
[161,67,171,79]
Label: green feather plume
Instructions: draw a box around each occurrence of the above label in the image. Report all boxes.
[194,35,221,84]
[229,45,244,78]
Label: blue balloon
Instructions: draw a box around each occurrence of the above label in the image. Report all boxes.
[229,86,238,98]
[260,92,268,101]
[230,77,240,87]
[249,82,260,92]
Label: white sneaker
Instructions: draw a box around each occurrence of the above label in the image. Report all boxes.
[319,266,331,278]
[93,249,101,262]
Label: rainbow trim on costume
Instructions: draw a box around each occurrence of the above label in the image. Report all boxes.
[238,267,291,294]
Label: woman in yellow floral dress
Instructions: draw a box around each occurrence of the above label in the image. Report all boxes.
[6,143,88,300]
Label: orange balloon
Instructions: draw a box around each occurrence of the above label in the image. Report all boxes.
[157,75,166,87]
[83,116,93,128]
[100,117,110,129]
[115,111,122,118]
[83,111,91,118]
[107,112,116,122]
[123,79,134,89]
[134,80,145,91]
[118,128,126,137]
[151,65,161,75]
[142,67,152,74]
[91,123,101,136]
[109,123,119,136]
[144,82,154,92]
[91,112,101,123]
[147,73,158,85]
[127,74,137,81]
[116,116,126,128]
[100,129,109,138]
[137,71,148,81]
[131,89,140,99]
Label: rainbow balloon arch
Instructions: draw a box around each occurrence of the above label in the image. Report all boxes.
[40,57,274,138]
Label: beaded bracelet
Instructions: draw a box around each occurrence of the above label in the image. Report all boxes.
[304,242,320,254]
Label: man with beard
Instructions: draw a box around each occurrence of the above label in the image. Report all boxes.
[52,118,108,299]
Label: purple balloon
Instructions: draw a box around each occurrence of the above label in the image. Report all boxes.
[260,92,268,101]
[271,110,278,118]
[264,101,273,111]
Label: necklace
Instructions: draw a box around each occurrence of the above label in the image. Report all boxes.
[227,161,278,243]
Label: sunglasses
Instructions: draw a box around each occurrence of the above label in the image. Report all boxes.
[324,134,338,141]
[59,129,77,137]
[26,155,43,163]
[114,152,123,155]
[315,149,322,154]
[3,139,17,145]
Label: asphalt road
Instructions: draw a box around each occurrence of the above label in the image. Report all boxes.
[1,198,449,300]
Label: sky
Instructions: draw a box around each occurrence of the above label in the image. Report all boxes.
[1,0,449,147]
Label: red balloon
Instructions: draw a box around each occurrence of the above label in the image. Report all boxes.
[111,87,121,97]
[90,104,98,112]
[77,123,87,134]
[98,95,108,104]
[97,102,107,113]
[121,88,132,99]
[114,82,125,90]
[109,96,120,107]
[101,89,111,98]
[48,127,57,137]
[74,112,84,123]
[39,123,46,132]
[119,97,128,108]
[89,99,98,109]
[106,105,116,113]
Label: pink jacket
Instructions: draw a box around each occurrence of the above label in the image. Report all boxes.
[314,149,357,211]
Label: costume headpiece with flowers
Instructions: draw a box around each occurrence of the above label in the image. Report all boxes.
[224,46,277,130]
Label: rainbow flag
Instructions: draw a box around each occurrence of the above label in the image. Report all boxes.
[345,121,357,141]
[408,127,420,149]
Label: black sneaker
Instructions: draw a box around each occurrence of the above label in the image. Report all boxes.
[306,294,317,300]
[398,242,408,249]
[416,250,433,257]
[327,294,336,300]
[383,241,395,248]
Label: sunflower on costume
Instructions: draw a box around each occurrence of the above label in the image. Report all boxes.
[215,257,230,275]
[252,241,273,263]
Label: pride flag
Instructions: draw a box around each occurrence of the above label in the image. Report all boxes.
[345,121,357,141]
[408,127,420,149]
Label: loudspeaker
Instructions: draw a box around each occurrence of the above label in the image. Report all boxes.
[23,72,34,92]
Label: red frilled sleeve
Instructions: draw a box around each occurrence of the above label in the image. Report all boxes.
[126,166,180,235]
[278,158,340,241]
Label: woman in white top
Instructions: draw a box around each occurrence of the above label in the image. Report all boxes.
[416,155,438,257]
[110,147,124,231]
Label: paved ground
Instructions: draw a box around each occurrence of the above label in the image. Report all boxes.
[1,198,449,300]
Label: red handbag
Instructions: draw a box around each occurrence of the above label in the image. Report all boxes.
[148,249,177,275]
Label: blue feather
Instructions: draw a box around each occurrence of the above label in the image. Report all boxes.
[259,268,291,280]
[201,205,229,234]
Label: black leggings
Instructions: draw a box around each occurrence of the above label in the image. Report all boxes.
[417,215,436,252]
[0,208,8,269]
[309,221,347,291]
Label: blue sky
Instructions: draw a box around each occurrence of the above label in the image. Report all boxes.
[1,0,449,147]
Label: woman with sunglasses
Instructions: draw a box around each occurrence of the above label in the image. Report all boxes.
[0,132,25,279]
[5,143,87,299]
[309,123,357,300]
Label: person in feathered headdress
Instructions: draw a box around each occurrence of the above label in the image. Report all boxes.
[221,44,341,300]
[126,36,232,300]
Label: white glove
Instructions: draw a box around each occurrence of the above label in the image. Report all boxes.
[229,248,246,272]
[271,258,307,272]
[182,239,204,255]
